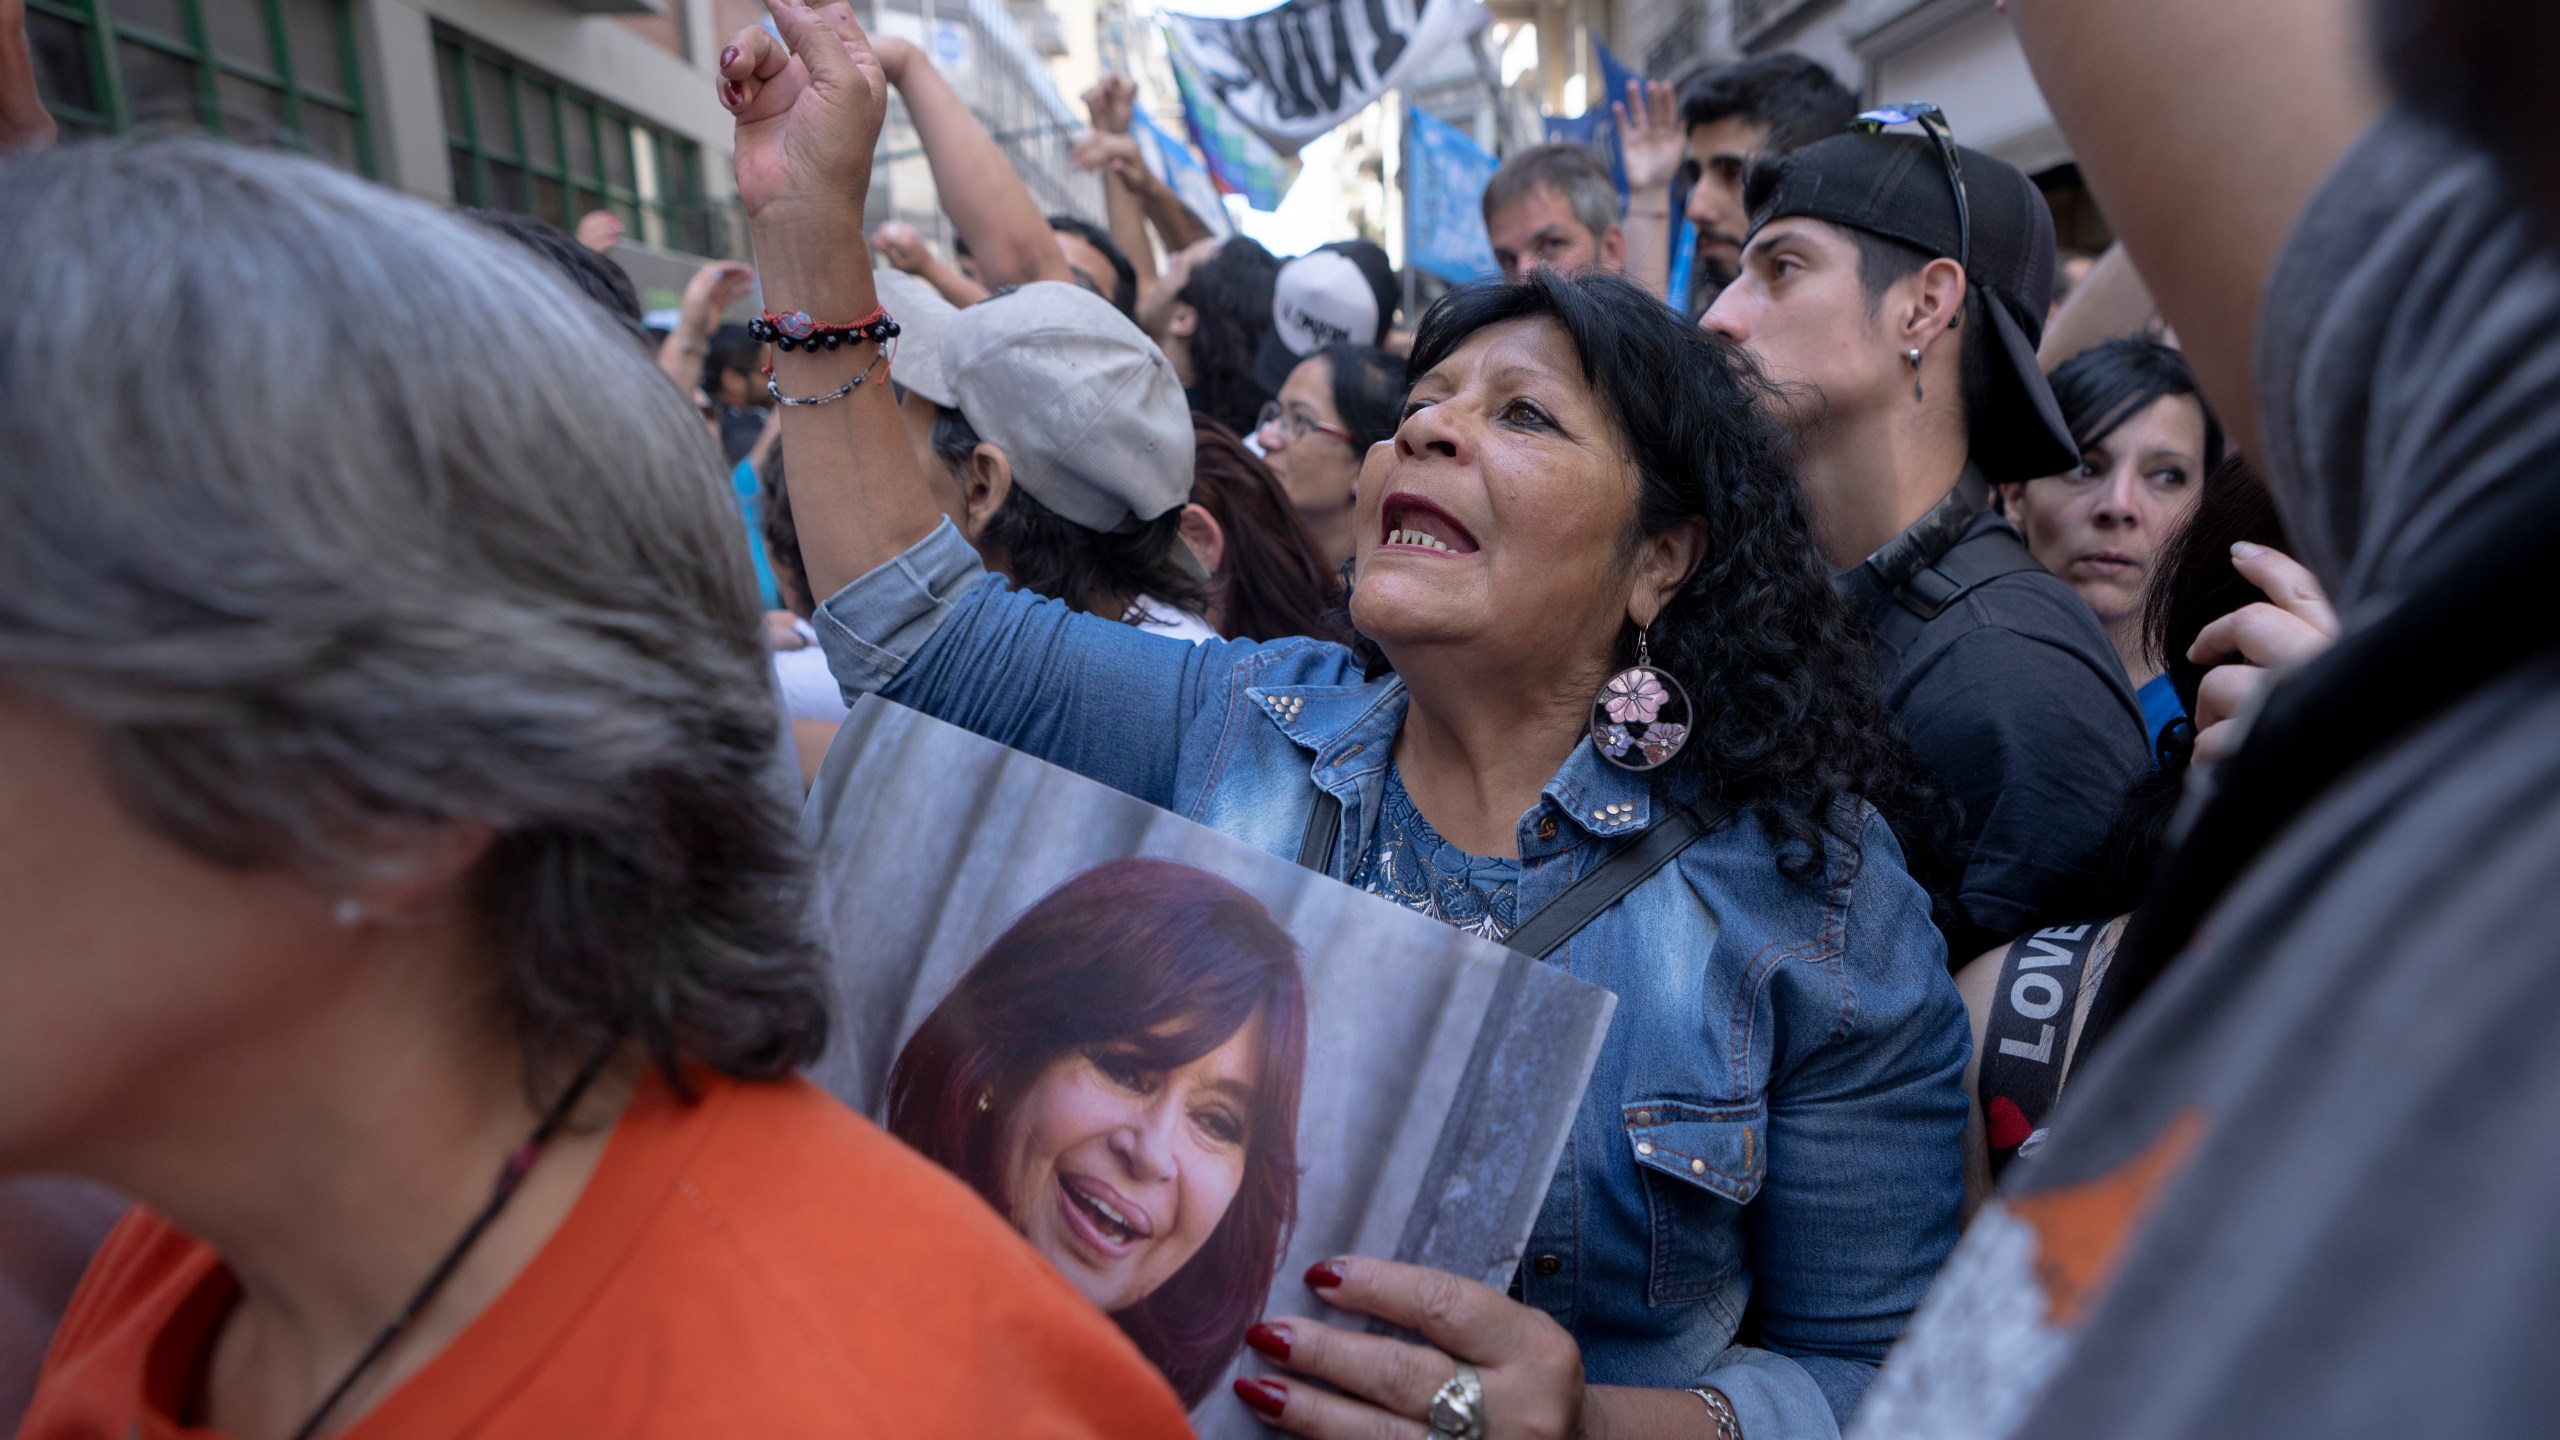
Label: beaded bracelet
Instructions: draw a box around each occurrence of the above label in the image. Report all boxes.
[748,305,902,353]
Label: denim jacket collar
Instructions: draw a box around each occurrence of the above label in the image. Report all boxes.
[1247,677,1661,848]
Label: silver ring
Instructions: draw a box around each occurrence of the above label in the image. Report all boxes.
[1426,1360,1485,1440]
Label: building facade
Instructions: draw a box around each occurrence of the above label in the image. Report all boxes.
[27,0,1102,306]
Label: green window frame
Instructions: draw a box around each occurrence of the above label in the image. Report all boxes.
[25,0,369,172]
[435,27,724,256]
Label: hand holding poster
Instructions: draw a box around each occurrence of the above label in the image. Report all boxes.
[802,698,1614,1436]
[1405,104,1498,282]
[1164,0,1491,152]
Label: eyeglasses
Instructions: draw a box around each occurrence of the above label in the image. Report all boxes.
[1255,400,1354,447]
[1850,103,1970,272]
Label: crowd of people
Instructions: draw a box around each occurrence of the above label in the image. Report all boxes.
[3,0,2557,1434]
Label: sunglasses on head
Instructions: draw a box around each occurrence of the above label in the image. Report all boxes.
[1851,103,1971,272]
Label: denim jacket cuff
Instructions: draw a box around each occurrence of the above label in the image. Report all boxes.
[811,518,990,699]
[1700,1345,1845,1440]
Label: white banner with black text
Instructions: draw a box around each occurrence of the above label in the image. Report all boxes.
[1161,0,1489,152]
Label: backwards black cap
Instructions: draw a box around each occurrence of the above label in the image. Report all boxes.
[1745,130,2078,484]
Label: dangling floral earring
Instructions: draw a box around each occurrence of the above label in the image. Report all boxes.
[1590,625,1692,771]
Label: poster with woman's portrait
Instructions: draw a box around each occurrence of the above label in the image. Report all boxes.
[801,699,1615,1435]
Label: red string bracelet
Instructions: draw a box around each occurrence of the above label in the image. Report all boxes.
[748,305,900,353]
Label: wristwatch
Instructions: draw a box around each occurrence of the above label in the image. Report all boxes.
[1685,1386,1742,1440]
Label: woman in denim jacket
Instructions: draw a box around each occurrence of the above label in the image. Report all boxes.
[722,13,1967,1436]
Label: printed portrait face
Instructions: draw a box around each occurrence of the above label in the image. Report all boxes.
[996,1017,1266,1313]
[883,855,1310,1407]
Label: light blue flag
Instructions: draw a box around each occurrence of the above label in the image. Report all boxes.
[1406,105,1498,283]
[1132,107,1234,239]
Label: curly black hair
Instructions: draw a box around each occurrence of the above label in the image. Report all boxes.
[1372,270,1949,889]
[1179,237,1282,437]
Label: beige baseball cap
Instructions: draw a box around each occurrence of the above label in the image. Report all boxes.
[872,267,961,409]
[940,281,1196,531]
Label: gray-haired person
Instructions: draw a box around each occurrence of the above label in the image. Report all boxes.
[0,138,1191,1438]
[1482,141,1628,282]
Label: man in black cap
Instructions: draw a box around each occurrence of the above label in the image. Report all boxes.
[1703,122,2150,959]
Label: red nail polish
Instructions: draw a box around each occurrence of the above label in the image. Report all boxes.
[720,79,743,108]
[1233,1377,1287,1418]
[1245,1321,1291,1359]
[1304,1259,1346,1290]
[721,44,739,67]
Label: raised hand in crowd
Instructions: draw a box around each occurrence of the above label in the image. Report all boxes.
[1,0,53,153]
[1134,232,1220,342]
[1077,73,1216,300]
[1077,78,1163,307]
[867,217,928,272]
[1070,127,1144,181]
[1081,72,1135,134]
[869,217,988,306]
[2185,539,2338,763]
[718,0,946,597]
[1612,76,1683,302]
[656,258,755,389]
[572,207,624,252]
[851,19,1072,292]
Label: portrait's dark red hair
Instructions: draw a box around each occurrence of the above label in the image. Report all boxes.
[886,857,1308,1407]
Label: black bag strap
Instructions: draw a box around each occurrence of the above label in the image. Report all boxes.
[1895,524,2046,622]
[1505,799,1730,960]
[1295,789,1342,873]
[1843,471,2045,657]
[1865,525,2047,658]
[1295,789,1730,961]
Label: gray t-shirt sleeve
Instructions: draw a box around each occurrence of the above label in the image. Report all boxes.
[2256,109,2560,611]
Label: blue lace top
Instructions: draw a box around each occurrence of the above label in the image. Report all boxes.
[1350,766,1521,942]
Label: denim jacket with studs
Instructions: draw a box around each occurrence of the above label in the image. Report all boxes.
[815,521,1970,1438]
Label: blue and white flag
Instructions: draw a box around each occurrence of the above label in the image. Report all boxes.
[1405,105,1497,282]
[1537,33,1641,199]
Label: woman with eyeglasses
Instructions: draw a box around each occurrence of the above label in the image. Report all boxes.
[1257,343,1407,573]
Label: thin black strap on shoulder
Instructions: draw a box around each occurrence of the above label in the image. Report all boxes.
[1506,800,1732,961]
[1296,790,1343,873]
[1895,524,2046,623]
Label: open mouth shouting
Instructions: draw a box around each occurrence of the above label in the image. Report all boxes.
[1379,492,1482,556]
[1057,1172,1155,1257]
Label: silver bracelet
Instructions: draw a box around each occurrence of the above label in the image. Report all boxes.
[1685,1386,1741,1440]
[764,347,889,408]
